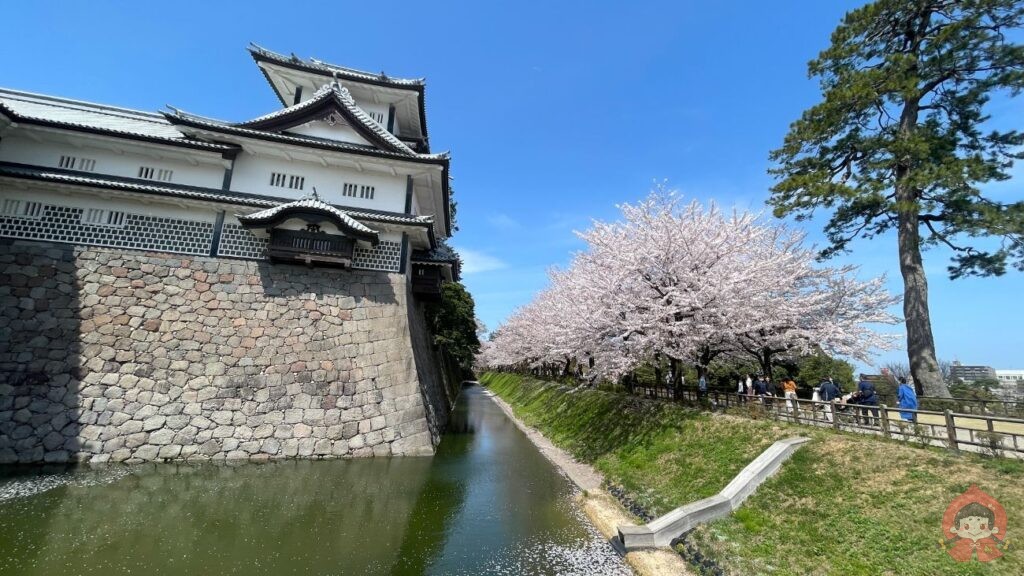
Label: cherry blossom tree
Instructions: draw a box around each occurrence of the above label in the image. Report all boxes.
[479,191,901,385]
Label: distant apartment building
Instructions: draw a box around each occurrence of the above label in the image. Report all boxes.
[949,362,996,383]
[996,370,1024,385]
[995,370,1024,401]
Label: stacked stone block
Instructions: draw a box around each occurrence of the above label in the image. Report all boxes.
[0,241,442,464]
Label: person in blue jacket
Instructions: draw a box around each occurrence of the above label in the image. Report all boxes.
[818,378,841,402]
[856,374,880,426]
[897,376,919,423]
[753,376,768,400]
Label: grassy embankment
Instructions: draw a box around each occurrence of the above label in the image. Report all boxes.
[480,372,1024,576]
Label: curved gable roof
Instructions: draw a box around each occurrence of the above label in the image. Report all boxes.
[248,44,428,143]
[236,83,414,156]
[236,194,380,245]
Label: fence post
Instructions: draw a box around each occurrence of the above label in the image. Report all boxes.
[879,404,891,439]
[944,410,959,452]
[986,417,998,453]
[831,401,840,431]
[792,397,801,424]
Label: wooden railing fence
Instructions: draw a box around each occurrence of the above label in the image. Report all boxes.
[631,384,1024,458]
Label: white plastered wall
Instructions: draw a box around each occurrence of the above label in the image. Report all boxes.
[0,133,224,189]
[230,153,407,212]
[288,121,373,145]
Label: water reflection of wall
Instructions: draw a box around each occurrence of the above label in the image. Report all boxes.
[390,405,476,575]
[1,389,629,576]
[400,388,591,574]
[2,459,436,576]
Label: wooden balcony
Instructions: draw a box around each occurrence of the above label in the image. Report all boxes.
[411,265,443,300]
[266,229,355,267]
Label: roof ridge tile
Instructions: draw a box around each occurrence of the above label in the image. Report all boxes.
[248,43,424,87]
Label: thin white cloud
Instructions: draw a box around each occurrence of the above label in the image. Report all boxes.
[487,213,521,231]
[458,248,508,275]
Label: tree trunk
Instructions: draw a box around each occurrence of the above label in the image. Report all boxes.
[695,346,714,389]
[695,363,707,380]
[896,208,950,398]
[896,96,951,399]
[760,348,774,382]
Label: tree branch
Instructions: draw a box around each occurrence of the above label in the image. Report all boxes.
[923,219,972,253]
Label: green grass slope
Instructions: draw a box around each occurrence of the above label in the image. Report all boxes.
[480,372,1024,576]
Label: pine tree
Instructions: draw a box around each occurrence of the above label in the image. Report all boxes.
[769,0,1024,397]
[424,282,481,371]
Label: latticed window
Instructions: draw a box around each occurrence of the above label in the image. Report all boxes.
[0,200,214,254]
[138,166,173,182]
[342,183,375,200]
[270,172,305,190]
[82,208,126,227]
[1,199,43,218]
[58,155,97,171]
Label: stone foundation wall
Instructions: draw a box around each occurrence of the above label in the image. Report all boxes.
[0,240,448,464]
[406,293,461,441]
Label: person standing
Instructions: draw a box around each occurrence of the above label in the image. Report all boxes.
[818,378,841,402]
[765,378,778,407]
[856,374,880,426]
[897,376,919,423]
[783,377,798,414]
[698,374,708,399]
[818,378,841,422]
[753,375,767,402]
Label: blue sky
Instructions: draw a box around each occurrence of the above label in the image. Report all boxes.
[2,1,1021,370]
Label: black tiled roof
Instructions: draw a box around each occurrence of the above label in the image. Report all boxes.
[164,109,449,165]
[0,88,237,154]
[248,44,425,88]
[411,245,461,280]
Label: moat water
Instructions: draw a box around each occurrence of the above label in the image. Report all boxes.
[0,385,628,575]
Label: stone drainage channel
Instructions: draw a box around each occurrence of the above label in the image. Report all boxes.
[0,384,629,576]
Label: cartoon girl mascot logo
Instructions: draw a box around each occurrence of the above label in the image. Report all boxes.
[942,485,1007,562]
